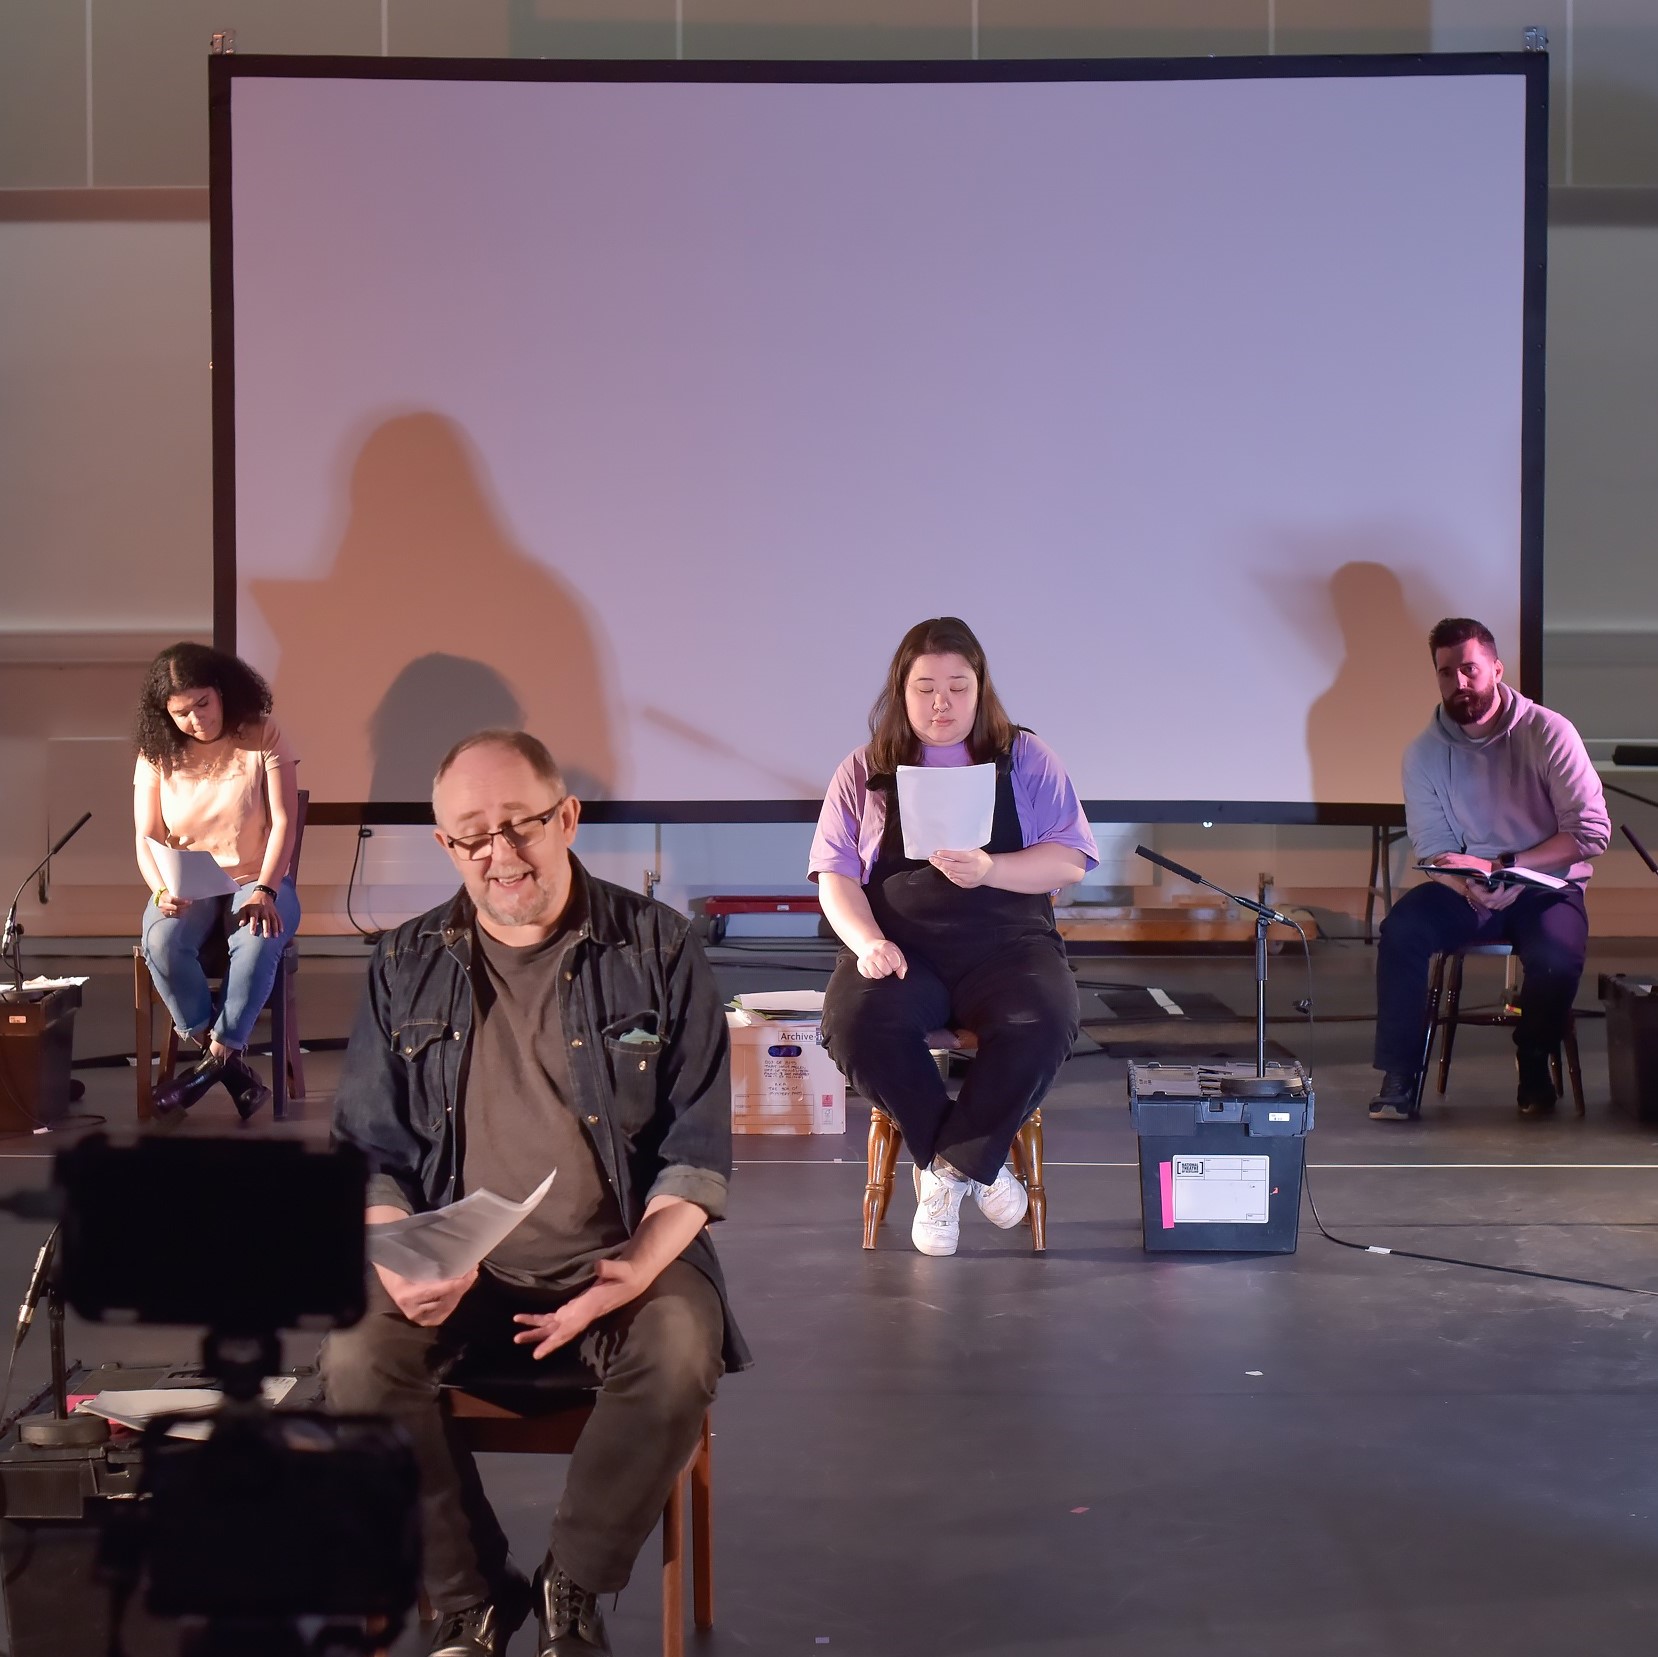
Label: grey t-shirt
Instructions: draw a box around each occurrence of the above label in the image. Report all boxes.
[462,899,629,1291]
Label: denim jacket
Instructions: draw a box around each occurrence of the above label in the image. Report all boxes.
[333,856,750,1371]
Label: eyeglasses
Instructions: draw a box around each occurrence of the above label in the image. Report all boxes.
[441,802,565,861]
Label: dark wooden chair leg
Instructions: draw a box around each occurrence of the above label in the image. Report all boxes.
[691,1416,713,1631]
[1436,953,1465,1096]
[863,1109,901,1249]
[1015,1110,1047,1253]
[1415,955,1447,1116]
[134,950,154,1123]
[662,1465,685,1657]
[1564,1015,1585,1116]
[270,960,288,1122]
[281,944,305,1102]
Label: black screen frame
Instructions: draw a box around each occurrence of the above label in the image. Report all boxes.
[209,50,1549,832]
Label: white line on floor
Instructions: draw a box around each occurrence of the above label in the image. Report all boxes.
[732,1159,1658,1171]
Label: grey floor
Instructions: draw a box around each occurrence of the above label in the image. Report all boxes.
[5,934,1658,1656]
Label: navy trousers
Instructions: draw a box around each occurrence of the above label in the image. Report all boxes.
[1373,880,1589,1075]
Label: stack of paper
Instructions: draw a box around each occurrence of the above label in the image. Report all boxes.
[77,1376,298,1438]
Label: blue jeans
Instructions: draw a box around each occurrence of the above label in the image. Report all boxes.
[141,878,301,1051]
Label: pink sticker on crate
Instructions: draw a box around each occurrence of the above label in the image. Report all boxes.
[1159,1160,1174,1228]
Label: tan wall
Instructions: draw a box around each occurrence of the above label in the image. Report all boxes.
[2,0,1656,938]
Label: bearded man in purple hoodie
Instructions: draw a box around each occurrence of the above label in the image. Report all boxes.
[1369,618,1610,1122]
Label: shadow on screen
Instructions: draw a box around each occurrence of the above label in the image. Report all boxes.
[368,655,525,803]
[252,411,625,802]
[639,705,825,800]
[1303,558,1448,807]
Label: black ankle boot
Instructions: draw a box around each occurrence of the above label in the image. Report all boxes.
[219,1053,271,1122]
[153,1052,224,1115]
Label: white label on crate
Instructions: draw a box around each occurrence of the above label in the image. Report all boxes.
[1268,1111,1290,1122]
[1170,1155,1270,1224]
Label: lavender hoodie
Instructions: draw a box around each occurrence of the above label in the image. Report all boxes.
[1402,685,1609,884]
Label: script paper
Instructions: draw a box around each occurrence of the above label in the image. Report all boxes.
[895,763,996,859]
[145,837,239,900]
[77,1378,298,1438]
[366,1171,557,1283]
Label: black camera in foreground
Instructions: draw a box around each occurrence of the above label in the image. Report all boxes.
[52,1134,420,1657]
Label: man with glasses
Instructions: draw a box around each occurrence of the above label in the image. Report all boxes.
[325,729,748,1657]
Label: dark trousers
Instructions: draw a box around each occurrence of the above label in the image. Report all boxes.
[1374,880,1590,1074]
[821,937,1078,1184]
[319,1259,723,1610]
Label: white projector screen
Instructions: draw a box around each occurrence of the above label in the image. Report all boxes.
[213,56,1546,821]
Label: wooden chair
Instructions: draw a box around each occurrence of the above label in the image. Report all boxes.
[862,1029,1048,1251]
[134,790,308,1122]
[442,1386,714,1657]
[1416,942,1585,1116]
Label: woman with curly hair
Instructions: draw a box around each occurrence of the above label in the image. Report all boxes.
[134,642,300,1117]
[809,617,1097,1257]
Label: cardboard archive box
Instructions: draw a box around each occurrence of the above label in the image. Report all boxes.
[726,1006,847,1135]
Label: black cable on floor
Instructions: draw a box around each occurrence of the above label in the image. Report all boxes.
[1302,1177,1658,1298]
[1287,925,1658,1299]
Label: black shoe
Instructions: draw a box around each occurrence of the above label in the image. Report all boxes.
[534,1560,611,1656]
[219,1052,271,1121]
[1516,1049,1559,1116]
[152,1052,224,1115]
[1368,1071,1420,1121]
[428,1590,529,1657]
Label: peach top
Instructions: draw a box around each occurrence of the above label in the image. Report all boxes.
[135,720,297,884]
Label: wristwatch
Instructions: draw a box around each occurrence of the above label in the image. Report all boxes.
[251,883,278,899]
[1497,853,1517,870]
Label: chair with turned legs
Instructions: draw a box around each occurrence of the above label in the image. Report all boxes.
[861,1028,1049,1251]
[1416,942,1585,1116]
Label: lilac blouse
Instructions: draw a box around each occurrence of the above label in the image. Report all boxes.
[808,732,1099,885]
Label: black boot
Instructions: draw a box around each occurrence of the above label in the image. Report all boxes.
[153,1052,224,1115]
[1516,1048,1558,1116]
[1368,1070,1420,1121]
[219,1052,271,1122]
[533,1558,611,1656]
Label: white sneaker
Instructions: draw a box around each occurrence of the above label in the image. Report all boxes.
[972,1163,1029,1229]
[911,1163,970,1256]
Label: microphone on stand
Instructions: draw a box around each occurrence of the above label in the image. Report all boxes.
[1622,824,1658,879]
[3,811,91,997]
[13,1225,58,1354]
[11,1217,107,1448]
[1133,843,1293,925]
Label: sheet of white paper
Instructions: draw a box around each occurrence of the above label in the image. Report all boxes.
[366,1171,557,1283]
[895,763,996,859]
[733,990,826,1017]
[146,837,240,900]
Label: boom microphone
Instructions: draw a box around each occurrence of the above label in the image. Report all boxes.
[1622,825,1658,877]
[3,809,91,991]
[1133,844,1208,888]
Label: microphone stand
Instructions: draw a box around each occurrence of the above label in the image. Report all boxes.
[1134,845,1297,1088]
[2,812,91,1002]
[17,1227,107,1448]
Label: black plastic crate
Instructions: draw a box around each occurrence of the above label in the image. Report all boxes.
[1127,1063,1313,1254]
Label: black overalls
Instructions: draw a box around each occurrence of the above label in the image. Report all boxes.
[820,757,1080,1184]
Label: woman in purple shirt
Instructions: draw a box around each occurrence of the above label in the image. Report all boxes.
[809,617,1098,1257]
